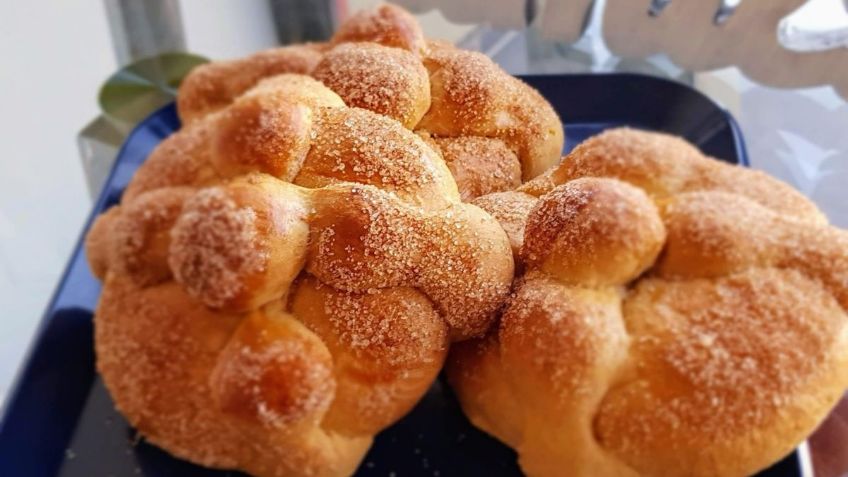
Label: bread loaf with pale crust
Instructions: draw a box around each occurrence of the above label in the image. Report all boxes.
[86,72,513,477]
[448,127,848,477]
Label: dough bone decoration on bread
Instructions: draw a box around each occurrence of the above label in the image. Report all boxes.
[448,127,848,477]
[178,2,564,202]
[85,65,514,474]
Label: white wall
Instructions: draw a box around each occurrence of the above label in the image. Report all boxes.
[181,0,278,59]
[0,2,115,400]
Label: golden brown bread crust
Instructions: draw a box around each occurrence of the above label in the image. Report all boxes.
[125,74,459,212]
[448,127,848,477]
[95,277,370,477]
[417,42,564,181]
[597,269,848,476]
[177,4,424,125]
[87,66,513,475]
[109,187,196,286]
[166,175,512,340]
[173,4,564,201]
[537,127,826,223]
[329,3,425,54]
[126,74,345,203]
[432,136,522,201]
[312,42,430,129]
[657,192,848,309]
[471,191,536,260]
[167,181,310,312]
[521,178,665,287]
[293,106,458,209]
[122,119,221,203]
[178,44,325,124]
[290,277,447,435]
[85,206,119,280]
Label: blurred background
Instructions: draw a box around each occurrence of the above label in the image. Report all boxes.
[0,0,846,473]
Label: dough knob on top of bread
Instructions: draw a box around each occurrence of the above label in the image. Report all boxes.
[521,178,665,287]
[450,127,848,477]
[312,42,430,129]
[329,3,426,54]
[209,309,336,429]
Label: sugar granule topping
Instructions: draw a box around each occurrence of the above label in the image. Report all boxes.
[170,188,268,307]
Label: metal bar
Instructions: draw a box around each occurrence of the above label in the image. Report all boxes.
[268,0,336,44]
[103,0,186,66]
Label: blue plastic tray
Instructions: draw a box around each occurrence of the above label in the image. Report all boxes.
[0,74,808,477]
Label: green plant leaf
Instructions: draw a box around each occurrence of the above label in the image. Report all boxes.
[98,52,208,124]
